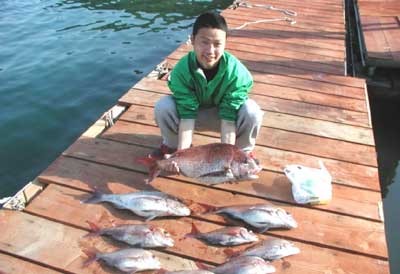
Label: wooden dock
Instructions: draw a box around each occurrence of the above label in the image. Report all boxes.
[0,0,390,273]
[356,0,400,68]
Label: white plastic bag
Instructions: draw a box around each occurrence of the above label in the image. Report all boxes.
[283,160,332,205]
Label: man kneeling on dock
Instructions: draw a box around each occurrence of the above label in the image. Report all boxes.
[151,11,264,172]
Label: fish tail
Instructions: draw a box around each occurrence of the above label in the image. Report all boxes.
[198,202,220,215]
[146,164,162,184]
[195,261,211,271]
[184,222,201,238]
[81,191,103,204]
[135,156,161,184]
[81,248,99,267]
[224,248,239,258]
[84,220,101,237]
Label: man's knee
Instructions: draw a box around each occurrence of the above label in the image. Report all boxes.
[154,96,176,119]
[240,99,264,125]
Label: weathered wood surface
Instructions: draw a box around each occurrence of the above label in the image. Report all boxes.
[0,252,63,274]
[357,1,400,65]
[25,176,387,274]
[0,0,390,272]
[0,210,202,274]
[119,85,375,147]
[358,0,400,16]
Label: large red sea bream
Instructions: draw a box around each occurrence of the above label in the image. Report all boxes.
[137,143,262,184]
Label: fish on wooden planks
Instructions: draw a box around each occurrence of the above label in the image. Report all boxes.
[207,204,297,233]
[136,143,262,184]
[212,255,275,274]
[82,247,161,273]
[231,238,300,261]
[81,190,190,221]
[85,220,174,248]
[185,222,258,246]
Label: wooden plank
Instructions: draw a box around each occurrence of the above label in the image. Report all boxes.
[134,71,366,100]
[175,43,345,76]
[133,75,367,110]
[24,184,389,273]
[38,156,382,222]
[226,41,345,69]
[171,42,344,77]
[228,1,345,24]
[32,175,388,260]
[165,56,364,90]
[226,35,345,60]
[223,10,346,33]
[177,45,344,76]
[0,210,204,273]
[358,1,400,16]
[0,252,62,274]
[115,107,377,167]
[62,136,380,198]
[361,16,395,60]
[118,98,375,147]
[120,87,370,128]
[251,72,366,99]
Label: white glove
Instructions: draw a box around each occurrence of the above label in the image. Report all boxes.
[178,119,195,150]
[221,120,236,145]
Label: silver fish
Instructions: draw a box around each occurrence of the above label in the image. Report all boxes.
[212,256,275,274]
[138,143,261,184]
[83,248,161,273]
[186,223,258,246]
[82,190,190,220]
[214,204,297,232]
[240,238,300,260]
[86,221,174,248]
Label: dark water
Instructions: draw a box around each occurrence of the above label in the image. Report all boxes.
[0,0,398,272]
[0,0,231,197]
[368,88,400,274]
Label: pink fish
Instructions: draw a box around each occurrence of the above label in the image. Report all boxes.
[85,221,174,248]
[82,248,161,273]
[137,143,261,184]
[185,222,258,246]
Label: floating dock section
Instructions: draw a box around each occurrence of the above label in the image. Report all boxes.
[355,0,400,69]
[0,0,390,273]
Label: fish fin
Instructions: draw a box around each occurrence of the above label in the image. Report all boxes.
[145,215,158,222]
[195,261,211,270]
[81,247,99,267]
[224,248,239,258]
[135,156,161,184]
[184,222,201,238]
[84,220,101,237]
[135,156,156,166]
[81,191,103,204]
[193,202,219,215]
[258,226,271,233]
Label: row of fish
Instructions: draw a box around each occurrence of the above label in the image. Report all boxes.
[84,248,276,273]
[82,191,297,233]
[81,189,300,273]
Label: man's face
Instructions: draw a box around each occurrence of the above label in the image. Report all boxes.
[192,27,226,70]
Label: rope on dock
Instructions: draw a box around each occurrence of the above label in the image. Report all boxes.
[229,0,297,16]
[229,0,297,29]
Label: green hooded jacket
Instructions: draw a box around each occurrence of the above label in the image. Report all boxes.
[168,51,253,121]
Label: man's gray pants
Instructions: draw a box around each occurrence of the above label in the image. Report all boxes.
[154,95,264,152]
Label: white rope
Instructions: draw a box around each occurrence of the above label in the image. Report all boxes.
[234,17,296,30]
[229,1,297,29]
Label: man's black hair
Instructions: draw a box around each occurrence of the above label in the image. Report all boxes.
[192,11,228,36]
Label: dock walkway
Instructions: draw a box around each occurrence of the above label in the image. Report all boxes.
[0,0,390,273]
[356,0,400,68]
